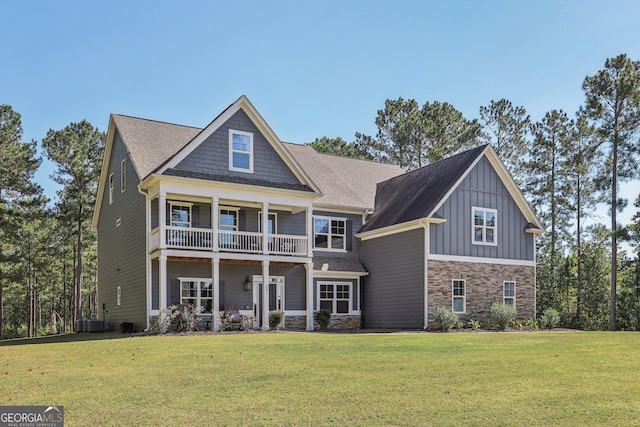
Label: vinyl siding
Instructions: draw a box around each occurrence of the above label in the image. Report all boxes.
[360,228,425,328]
[174,110,303,187]
[430,156,535,261]
[97,130,147,331]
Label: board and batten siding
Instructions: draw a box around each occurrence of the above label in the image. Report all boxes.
[360,228,425,328]
[97,130,148,331]
[429,156,534,261]
[174,109,303,187]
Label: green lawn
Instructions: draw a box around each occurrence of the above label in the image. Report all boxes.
[1,331,639,426]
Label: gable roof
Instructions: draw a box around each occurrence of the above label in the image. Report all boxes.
[284,143,403,210]
[358,144,543,236]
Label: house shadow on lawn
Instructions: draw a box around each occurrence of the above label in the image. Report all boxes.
[0,331,137,347]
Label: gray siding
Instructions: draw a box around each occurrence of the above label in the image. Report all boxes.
[174,110,303,186]
[97,130,147,331]
[430,156,534,261]
[312,210,362,258]
[360,228,425,328]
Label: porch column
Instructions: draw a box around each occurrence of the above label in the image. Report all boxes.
[306,206,313,257]
[262,201,269,255]
[262,260,270,330]
[212,196,219,252]
[212,258,220,331]
[305,261,314,331]
[159,254,167,309]
[159,192,167,249]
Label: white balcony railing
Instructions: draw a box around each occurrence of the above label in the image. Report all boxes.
[150,226,308,257]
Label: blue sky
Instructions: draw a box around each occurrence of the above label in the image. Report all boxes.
[2,0,639,231]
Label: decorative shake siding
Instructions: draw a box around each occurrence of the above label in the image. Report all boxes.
[427,259,536,324]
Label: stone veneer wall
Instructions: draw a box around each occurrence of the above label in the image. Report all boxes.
[428,259,535,325]
[285,315,362,330]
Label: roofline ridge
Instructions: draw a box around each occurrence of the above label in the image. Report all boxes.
[112,113,202,130]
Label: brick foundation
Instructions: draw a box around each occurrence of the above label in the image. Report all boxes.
[428,259,535,325]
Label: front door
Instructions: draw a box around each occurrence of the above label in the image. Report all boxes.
[252,276,284,328]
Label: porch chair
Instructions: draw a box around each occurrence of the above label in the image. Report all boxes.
[224,304,243,330]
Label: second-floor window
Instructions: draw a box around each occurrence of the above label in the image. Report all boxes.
[170,203,191,227]
[229,130,253,172]
[313,216,346,251]
[108,173,114,204]
[121,159,126,193]
[472,207,497,245]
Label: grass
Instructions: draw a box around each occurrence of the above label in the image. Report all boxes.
[1,331,639,426]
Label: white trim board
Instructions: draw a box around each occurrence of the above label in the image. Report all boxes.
[428,253,535,267]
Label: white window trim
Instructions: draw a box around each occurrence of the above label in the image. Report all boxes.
[504,281,516,308]
[313,216,347,252]
[219,207,239,231]
[179,278,213,315]
[120,159,126,193]
[229,129,254,173]
[452,279,466,314]
[317,281,353,315]
[472,206,498,246]
[116,286,121,306]
[108,173,114,204]
[169,202,193,228]
[258,211,278,234]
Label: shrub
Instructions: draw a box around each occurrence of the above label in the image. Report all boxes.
[468,319,481,330]
[217,311,234,331]
[178,304,201,332]
[268,310,285,330]
[313,309,331,330]
[539,308,561,329]
[148,305,178,334]
[489,303,516,330]
[240,314,254,331]
[525,318,539,330]
[435,306,458,332]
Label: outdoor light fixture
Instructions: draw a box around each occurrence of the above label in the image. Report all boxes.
[244,277,252,291]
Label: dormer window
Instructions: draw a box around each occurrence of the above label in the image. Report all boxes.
[229,130,253,172]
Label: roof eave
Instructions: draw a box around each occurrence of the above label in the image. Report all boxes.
[356,217,447,241]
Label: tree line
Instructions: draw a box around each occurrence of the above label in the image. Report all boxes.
[308,53,640,330]
[0,53,638,338]
[0,108,103,339]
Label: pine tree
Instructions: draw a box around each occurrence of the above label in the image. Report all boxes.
[581,54,640,330]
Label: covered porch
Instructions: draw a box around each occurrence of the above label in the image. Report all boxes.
[149,256,314,331]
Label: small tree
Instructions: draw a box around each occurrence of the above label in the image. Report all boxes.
[268,310,284,330]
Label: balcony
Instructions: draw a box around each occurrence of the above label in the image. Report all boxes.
[149,226,308,257]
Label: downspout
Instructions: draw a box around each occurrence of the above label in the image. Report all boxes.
[138,185,151,332]
[421,221,429,330]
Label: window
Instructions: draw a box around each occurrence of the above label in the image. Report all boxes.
[229,130,253,172]
[120,160,126,193]
[319,282,351,314]
[472,207,497,245]
[313,216,346,251]
[259,212,277,244]
[219,208,238,245]
[170,203,191,227]
[452,279,466,313]
[180,279,213,313]
[108,173,114,204]
[504,281,516,307]
[116,286,121,306]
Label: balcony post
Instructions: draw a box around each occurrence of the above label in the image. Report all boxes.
[212,258,220,331]
[212,196,219,252]
[307,206,313,257]
[262,201,269,255]
[159,193,166,249]
[305,261,314,331]
[262,260,270,330]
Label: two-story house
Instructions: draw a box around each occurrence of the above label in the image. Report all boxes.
[92,95,542,332]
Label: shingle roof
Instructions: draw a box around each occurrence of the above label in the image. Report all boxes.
[284,143,403,210]
[313,256,367,273]
[360,145,488,233]
[112,114,201,179]
[163,168,313,192]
